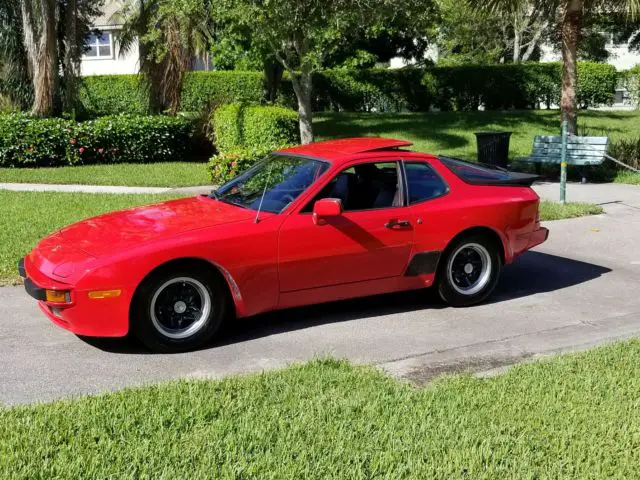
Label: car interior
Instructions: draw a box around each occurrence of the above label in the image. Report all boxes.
[305,162,402,212]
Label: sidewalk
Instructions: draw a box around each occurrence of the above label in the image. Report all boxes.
[532,182,640,208]
[1,180,638,208]
[0,182,213,195]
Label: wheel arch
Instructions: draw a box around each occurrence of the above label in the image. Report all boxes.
[441,226,507,267]
[129,257,243,321]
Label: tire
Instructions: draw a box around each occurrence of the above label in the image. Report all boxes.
[131,267,228,353]
[437,234,502,308]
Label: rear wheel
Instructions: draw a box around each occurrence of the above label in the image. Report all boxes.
[437,234,502,307]
[132,267,227,352]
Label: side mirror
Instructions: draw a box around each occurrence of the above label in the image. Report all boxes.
[312,198,343,225]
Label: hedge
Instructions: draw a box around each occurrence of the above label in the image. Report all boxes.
[73,115,194,164]
[208,146,273,186]
[209,103,299,185]
[80,75,148,117]
[285,62,616,112]
[0,113,194,167]
[213,103,299,152]
[181,71,264,112]
[0,114,76,167]
[80,71,264,117]
[81,62,616,117]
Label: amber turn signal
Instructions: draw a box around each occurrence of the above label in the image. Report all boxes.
[88,289,122,299]
[45,289,71,303]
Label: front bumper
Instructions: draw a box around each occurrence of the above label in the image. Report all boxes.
[19,257,130,337]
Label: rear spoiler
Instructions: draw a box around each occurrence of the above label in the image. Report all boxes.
[438,156,540,187]
[466,172,540,187]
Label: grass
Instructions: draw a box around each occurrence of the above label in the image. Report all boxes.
[539,200,604,221]
[0,192,602,285]
[2,340,640,478]
[0,162,210,188]
[613,170,640,185]
[315,109,640,160]
[2,110,640,187]
[0,191,183,285]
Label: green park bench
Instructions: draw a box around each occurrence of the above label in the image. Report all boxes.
[517,121,615,202]
[519,121,637,203]
[519,133,609,184]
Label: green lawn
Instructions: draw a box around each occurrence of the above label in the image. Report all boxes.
[539,200,604,221]
[2,340,639,478]
[0,191,183,285]
[0,191,602,285]
[614,170,640,185]
[315,109,640,160]
[0,162,210,188]
[2,110,640,187]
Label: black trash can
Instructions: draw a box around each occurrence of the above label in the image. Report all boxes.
[474,131,512,168]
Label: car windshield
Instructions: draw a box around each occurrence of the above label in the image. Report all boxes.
[212,155,329,213]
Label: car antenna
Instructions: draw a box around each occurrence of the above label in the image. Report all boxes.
[254,162,273,224]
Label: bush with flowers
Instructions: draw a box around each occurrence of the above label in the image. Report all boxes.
[0,113,194,167]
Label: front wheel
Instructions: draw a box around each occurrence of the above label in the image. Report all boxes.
[437,234,502,307]
[131,268,227,352]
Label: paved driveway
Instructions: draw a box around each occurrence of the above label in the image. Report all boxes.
[1,183,639,405]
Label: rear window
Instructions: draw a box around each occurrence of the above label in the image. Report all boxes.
[439,156,512,183]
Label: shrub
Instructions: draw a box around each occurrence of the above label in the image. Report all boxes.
[0,113,195,167]
[80,64,617,117]
[419,62,615,112]
[0,113,77,167]
[576,62,618,107]
[209,103,298,185]
[73,115,194,164]
[212,103,299,152]
[622,65,640,108]
[80,72,264,117]
[208,146,272,185]
[80,75,148,117]
[281,63,615,113]
[180,71,264,113]
[608,137,640,171]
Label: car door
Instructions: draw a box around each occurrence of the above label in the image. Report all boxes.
[278,159,415,292]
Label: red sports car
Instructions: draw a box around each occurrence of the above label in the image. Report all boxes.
[20,138,548,352]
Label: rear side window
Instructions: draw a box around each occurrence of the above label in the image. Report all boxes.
[439,156,512,183]
[404,162,448,204]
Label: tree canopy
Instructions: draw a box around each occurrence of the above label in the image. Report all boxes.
[214,0,438,143]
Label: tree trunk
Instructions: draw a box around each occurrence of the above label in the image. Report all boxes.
[561,0,582,134]
[292,71,313,144]
[21,0,58,117]
[512,23,521,63]
[263,60,283,103]
[521,21,547,62]
[62,0,79,115]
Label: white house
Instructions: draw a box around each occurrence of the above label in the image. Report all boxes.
[80,0,214,76]
[80,1,139,76]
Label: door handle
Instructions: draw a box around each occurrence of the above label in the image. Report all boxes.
[385,219,411,229]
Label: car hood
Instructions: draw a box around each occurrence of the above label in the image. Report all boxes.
[58,196,255,257]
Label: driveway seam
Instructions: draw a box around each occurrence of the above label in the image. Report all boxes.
[375,310,640,368]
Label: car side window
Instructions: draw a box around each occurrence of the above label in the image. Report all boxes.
[404,161,448,204]
[303,161,403,212]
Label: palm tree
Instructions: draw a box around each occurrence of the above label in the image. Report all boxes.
[0,0,32,109]
[470,0,640,133]
[20,0,58,116]
[112,0,214,114]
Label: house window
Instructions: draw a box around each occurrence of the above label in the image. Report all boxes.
[84,32,113,59]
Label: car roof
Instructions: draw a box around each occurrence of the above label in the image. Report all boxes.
[278,137,414,166]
